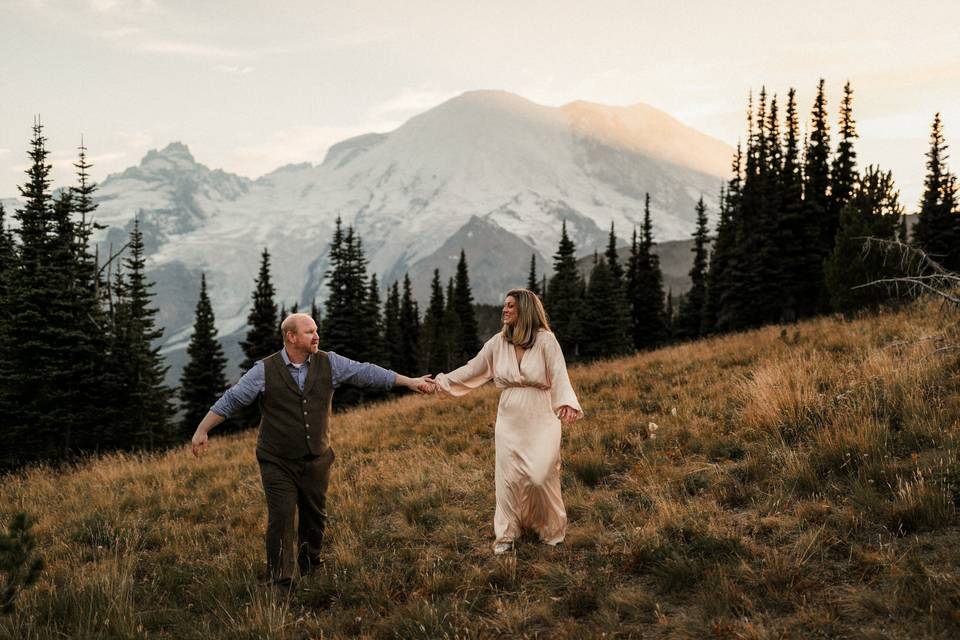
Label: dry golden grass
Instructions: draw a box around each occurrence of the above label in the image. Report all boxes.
[3,298,960,639]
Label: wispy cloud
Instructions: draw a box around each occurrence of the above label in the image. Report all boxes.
[87,0,158,12]
[136,40,252,59]
[225,122,397,179]
[213,64,255,75]
[367,87,462,121]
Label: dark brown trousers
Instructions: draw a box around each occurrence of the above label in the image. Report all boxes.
[257,448,335,582]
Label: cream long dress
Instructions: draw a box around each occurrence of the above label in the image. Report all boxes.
[436,329,583,547]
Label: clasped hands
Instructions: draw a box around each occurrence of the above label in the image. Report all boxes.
[404,374,437,394]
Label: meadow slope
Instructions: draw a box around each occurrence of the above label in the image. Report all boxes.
[2,299,959,639]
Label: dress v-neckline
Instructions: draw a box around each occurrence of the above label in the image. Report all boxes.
[513,344,526,371]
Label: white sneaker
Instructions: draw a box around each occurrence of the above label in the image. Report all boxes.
[493,542,513,555]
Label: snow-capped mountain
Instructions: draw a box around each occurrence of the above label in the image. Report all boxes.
[86,90,732,379]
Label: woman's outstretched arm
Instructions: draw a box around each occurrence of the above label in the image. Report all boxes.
[435,336,496,397]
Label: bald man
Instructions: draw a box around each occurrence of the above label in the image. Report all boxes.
[190,313,433,587]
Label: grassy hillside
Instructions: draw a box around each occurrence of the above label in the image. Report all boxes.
[2,299,959,639]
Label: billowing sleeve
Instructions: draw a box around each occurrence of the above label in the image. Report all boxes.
[435,336,496,397]
[544,332,583,417]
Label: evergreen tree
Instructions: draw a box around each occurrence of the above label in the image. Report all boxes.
[580,258,633,359]
[112,217,174,450]
[666,288,675,340]
[628,194,668,349]
[605,221,625,288]
[825,166,903,314]
[912,113,960,271]
[383,281,403,371]
[398,274,420,374]
[452,250,480,362]
[236,248,281,429]
[831,81,859,218]
[310,299,321,327]
[805,79,833,306]
[676,197,710,339]
[527,254,540,296]
[441,276,463,370]
[240,248,282,372]
[361,274,386,364]
[0,120,64,465]
[323,220,370,358]
[777,88,821,320]
[704,147,741,334]
[546,221,584,357]
[0,204,13,308]
[58,142,112,453]
[179,274,228,438]
[419,269,448,374]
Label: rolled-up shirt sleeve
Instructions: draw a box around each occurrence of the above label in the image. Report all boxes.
[210,361,266,418]
[328,351,397,389]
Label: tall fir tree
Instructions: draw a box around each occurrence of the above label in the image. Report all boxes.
[398,274,421,374]
[0,120,66,465]
[704,146,741,333]
[824,166,903,314]
[441,276,463,371]
[240,248,282,372]
[112,216,175,450]
[546,221,584,357]
[0,204,13,309]
[527,254,540,296]
[452,250,480,362]
[605,221,625,289]
[912,113,960,271]
[805,79,833,308]
[603,221,631,343]
[580,257,633,359]
[362,274,386,364]
[831,81,859,219]
[383,280,403,372]
[237,248,281,429]
[58,141,112,453]
[778,88,821,320]
[420,269,448,374]
[323,220,370,358]
[179,274,228,438]
[628,194,668,349]
[676,197,710,339]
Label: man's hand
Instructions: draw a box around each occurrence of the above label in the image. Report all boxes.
[411,375,436,394]
[191,430,208,458]
[558,405,580,425]
[394,374,436,394]
[189,411,225,458]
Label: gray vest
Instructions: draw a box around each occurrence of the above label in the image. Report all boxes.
[256,350,333,459]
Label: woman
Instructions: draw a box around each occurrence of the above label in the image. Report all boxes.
[434,288,583,554]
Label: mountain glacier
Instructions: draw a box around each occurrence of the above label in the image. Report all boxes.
[80,90,733,378]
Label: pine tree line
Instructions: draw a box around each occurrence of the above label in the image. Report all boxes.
[536,81,956,361]
[0,121,174,468]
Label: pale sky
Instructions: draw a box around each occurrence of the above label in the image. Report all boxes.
[2,0,958,211]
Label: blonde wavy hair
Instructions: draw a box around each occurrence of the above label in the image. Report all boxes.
[501,288,551,349]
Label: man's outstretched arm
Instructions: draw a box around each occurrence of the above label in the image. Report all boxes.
[328,352,434,393]
[190,361,266,457]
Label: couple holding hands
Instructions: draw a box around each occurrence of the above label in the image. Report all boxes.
[190,288,582,586]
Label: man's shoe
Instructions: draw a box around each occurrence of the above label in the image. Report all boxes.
[493,542,513,555]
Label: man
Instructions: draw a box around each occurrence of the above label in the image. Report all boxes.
[190,313,434,586]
